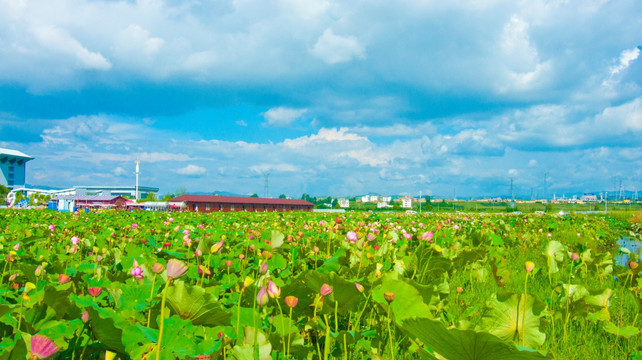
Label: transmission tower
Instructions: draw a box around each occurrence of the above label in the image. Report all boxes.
[263,172,270,198]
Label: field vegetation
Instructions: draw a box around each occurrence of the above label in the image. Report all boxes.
[0,209,640,359]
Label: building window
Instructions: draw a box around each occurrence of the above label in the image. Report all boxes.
[206,204,210,211]
[231,204,235,211]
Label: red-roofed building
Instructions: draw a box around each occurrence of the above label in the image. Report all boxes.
[170,195,314,212]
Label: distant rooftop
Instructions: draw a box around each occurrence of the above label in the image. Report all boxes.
[0,147,34,160]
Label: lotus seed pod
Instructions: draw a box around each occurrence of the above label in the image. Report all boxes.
[284,295,299,308]
[525,261,535,273]
[384,291,396,304]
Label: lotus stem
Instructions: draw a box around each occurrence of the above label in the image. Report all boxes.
[323,314,331,360]
[147,273,157,328]
[236,288,244,340]
[156,278,171,360]
[286,306,293,358]
[387,306,395,360]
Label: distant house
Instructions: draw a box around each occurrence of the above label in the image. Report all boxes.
[0,148,33,189]
[50,195,129,212]
[171,195,314,212]
[338,198,350,208]
[581,194,598,202]
[401,196,413,209]
[377,200,391,209]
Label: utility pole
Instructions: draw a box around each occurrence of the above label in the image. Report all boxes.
[135,160,140,201]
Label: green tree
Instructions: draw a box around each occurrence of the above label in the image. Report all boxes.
[142,192,157,203]
[545,203,553,213]
[278,194,286,199]
[175,187,187,196]
[161,194,174,202]
[250,193,259,198]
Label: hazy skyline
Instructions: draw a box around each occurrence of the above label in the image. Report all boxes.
[1,0,641,197]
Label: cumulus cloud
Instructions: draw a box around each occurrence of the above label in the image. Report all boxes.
[310,29,366,64]
[34,27,112,71]
[262,107,307,127]
[175,164,206,176]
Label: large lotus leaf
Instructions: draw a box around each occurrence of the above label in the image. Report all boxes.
[109,283,152,312]
[545,241,566,275]
[42,285,80,319]
[584,288,612,308]
[560,284,589,303]
[482,292,547,349]
[85,307,127,354]
[317,248,347,274]
[271,230,284,249]
[372,276,433,321]
[0,333,27,360]
[300,270,363,315]
[401,317,549,360]
[231,327,272,360]
[604,323,641,338]
[165,281,231,326]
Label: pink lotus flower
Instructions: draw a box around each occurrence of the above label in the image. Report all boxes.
[198,224,204,229]
[422,231,434,242]
[48,225,55,231]
[225,260,233,267]
[13,243,20,251]
[70,236,80,245]
[320,283,333,297]
[131,266,143,280]
[257,286,269,306]
[346,231,358,244]
[81,311,89,323]
[260,262,268,274]
[210,240,224,253]
[367,233,376,242]
[88,287,102,297]
[571,253,580,262]
[30,334,59,359]
[58,274,71,284]
[183,229,190,236]
[131,223,138,229]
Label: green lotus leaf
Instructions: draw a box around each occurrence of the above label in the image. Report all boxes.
[482,292,547,349]
[271,230,285,249]
[401,317,550,360]
[372,276,433,321]
[300,270,363,315]
[231,327,272,360]
[603,323,640,338]
[545,241,566,275]
[165,281,231,326]
[584,288,612,308]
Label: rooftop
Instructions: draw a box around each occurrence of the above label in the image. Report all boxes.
[171,194,314,206]
[0,147,34,161]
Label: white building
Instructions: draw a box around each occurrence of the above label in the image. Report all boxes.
[581,194,598,202]
[0,148,33,189]
[401,196,413,209]
[338,198,350,208]
[377,200,392,209]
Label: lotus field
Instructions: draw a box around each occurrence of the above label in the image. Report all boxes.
[0,209,641,360]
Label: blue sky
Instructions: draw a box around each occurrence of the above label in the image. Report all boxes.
[1,0,641,198]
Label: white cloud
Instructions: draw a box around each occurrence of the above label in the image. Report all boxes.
[609,47,641,77]
[236,120,248,126]
[175,164,206,176]
[262,107,307,127]
[113,166,126,176]
[310,29,366,64]
[34,26,112,71]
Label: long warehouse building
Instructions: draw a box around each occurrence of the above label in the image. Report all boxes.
[171,194,314,212]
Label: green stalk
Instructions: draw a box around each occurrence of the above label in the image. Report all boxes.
[323,314,332,360]
[522,273,528,347]
[236,289,244,340]
[286,306,293,358]
[156,278,171,360]
[387,306,395,360]
[147,273,157,327]
[276,299,286,356]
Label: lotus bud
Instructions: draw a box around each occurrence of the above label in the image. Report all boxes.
[58,274,71,284]
[88,287,102,297]
[193,248,202,257]
[166,259,188,280]
[525,261,535,273]
[13,243,20,251]
[239,254,245,260]
[35,265,43,277]
[267,280,280,298]
[262,250,273,259]
[354,282,364,293]
[312,246,319,254]
[457,286,464,293]
[260,261,268,274]
[198,265,211,276]
[320,283,333,297]
[225,260,233,267]
[48,224,55,231]
[384,291,396,304]
[25,282,36,294]
[210,240,224,254]
[131,223,138,229]
[284,295,298,308]
[422,231,434,242]
[257,286,269,306]
[571,253,579,262]
[9,273,17,281]
[243,277,254,289]
[30,334,59,360]
[152,263,165,274]
[82,310,89,323]
[71,236,80,245]
[630,261,639,270]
